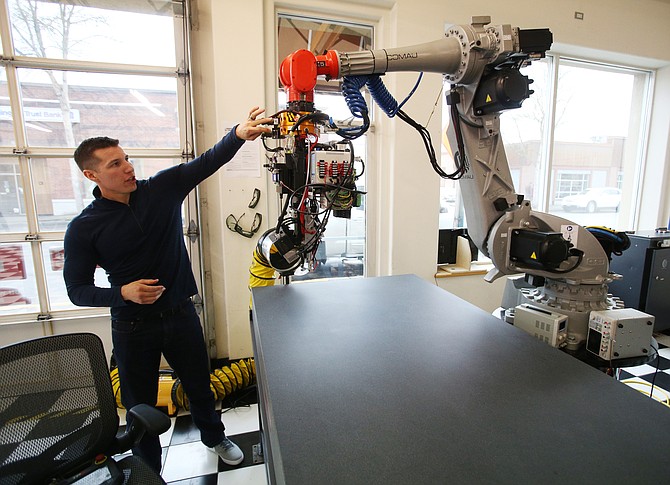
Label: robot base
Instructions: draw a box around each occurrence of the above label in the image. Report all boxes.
[519,278,623,351]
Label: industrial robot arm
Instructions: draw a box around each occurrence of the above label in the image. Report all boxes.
[257,16,631,349]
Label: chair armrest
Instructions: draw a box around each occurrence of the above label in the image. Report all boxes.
[113,404,171,453]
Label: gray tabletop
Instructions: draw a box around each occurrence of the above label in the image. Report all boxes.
[251,274,670,484]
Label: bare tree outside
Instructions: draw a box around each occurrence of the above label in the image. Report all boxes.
[10,0,105,213]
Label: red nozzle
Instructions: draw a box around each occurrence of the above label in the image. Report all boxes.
[316,50,340,80]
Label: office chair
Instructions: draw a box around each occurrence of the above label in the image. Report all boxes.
[0,332,170,484]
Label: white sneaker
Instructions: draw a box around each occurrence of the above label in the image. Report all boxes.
[208,437,244,465]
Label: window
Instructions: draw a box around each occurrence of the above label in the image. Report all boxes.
[16,69,181,148]
[554,172,591,201]
[440,56,651,232]
[276,14,373,280]
[0,0,193,320]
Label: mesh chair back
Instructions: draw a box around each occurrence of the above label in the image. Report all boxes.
[0,333,119,484]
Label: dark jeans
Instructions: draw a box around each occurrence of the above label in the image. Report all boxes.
[112,300,224,472]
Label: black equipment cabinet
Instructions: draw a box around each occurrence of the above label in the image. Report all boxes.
[609,230,670,332]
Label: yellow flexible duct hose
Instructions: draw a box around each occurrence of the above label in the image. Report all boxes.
[248,247,276,308]
[110,366,123,409]
[110,358,256,413]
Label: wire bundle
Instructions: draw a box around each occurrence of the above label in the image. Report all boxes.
[340,73,457,179]
[585,226,631,261]
[263,137,364,272]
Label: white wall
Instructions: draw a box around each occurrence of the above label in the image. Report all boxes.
[189,0,670,358]
[436,274,509,314]
[0,315,113,360]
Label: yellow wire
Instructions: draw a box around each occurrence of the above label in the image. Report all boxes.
[620,378,670,407]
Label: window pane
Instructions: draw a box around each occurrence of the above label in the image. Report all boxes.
[33,157,93,232]
[441,60,551,229]
[0,243,38,315]
[439,101,463,229]
[35,157,180,232]
[130,157,182,180]
[9,0,176,67]
[500,60,551,207]
[0,159,27,233]
[277,15,373,92]
[0,68,16,146]
[17,69,180,148]
[42,241,109,312]
[550,60,648,228]
[439,57,649,236]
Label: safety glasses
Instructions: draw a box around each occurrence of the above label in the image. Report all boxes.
[226,212,262,238]
[248,188,261,208]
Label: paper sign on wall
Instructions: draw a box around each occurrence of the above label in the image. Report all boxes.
[222,126,261,178]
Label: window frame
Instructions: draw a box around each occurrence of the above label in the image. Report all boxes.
[0,0,199,324]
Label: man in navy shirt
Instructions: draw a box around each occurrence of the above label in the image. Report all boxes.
[64,107,272,472]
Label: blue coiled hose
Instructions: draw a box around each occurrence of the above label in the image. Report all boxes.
[365,75,400,117]
[337,76,370,139]
[341,76,371,118]
[338,74,423,139]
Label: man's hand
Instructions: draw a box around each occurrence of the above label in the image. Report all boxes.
[235,106,273,141]
[121,279,165,304]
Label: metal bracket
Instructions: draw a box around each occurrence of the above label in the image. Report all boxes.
[172,0,185,18]
[176,65,190,80]
[252,442,264,464]
[192,294,203,315]
[187,220,199,242]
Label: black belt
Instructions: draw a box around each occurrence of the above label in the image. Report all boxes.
[129,298,192,322]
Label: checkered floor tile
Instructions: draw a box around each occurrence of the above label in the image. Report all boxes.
[616,338,670,407]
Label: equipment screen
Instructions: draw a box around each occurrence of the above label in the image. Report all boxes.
[586,328,601,355]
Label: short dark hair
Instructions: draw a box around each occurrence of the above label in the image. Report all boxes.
[73,136,120,171]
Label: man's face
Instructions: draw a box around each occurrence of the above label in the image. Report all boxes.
[83,145,137,203]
